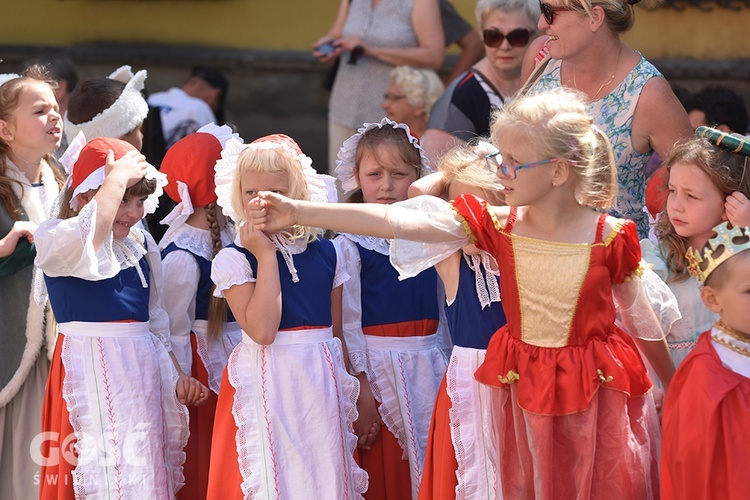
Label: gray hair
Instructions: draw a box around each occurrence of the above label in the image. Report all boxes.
[475,0,541,28]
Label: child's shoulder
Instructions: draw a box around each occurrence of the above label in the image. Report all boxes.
[601,215,638,247]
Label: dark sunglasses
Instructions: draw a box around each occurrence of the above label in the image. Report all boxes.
[482,28,531,48]
[539,1,574,25]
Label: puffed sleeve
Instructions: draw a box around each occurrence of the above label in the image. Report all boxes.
[332,240,350,289]
[161,249,200,374]
[34,200,120,279]
[211,246,255,297]
[640,238,669,283]
[386,195,469,279]
[604,219,645,285]
[334,236,368,375]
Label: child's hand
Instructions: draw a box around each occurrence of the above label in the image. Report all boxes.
[353,374,382,450]
[0,221,37,257]
[725,191,750,228]
[249,193,297,234]
[240,202,277,257]
[104,149,149,188]
[175,374,210,407]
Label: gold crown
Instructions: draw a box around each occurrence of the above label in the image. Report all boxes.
[686,222,750,284]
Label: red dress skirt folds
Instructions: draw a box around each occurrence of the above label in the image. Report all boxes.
[386,194,661,500]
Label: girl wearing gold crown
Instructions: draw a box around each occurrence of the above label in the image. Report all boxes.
[248,88,676,498]
[640,127,750,394]
[661,221,750,499]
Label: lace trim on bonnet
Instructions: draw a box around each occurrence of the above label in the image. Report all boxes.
[334,117,433,194]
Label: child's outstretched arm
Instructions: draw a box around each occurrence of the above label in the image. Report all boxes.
[223,219,281,345]
[613,278,676,390]
[725,191,750,228]
[90,150,150,250]
[0,220,36,258]
[251,192,462,243]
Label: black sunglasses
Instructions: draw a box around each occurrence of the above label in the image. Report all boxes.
[539,1,574,25]
[482,28,531,48]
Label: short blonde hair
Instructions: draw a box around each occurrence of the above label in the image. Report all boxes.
[230,145,322,242]
[491,88,618,210]
[389,66,444,121]
[439,141,506,206]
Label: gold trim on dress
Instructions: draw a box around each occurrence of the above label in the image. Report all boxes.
[498,370,520,384]
[603,219,625,247]
[513,236,590,347]
[450,204,477,244]
[596,369,613,384]
[624,261,649,282]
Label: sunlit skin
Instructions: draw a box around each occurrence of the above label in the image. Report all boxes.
[356,145,419,204]
[241,170,291,229]
[666,162,726,250]
[703,252,750,338]
[1,81,62,162]
[112,195,147,239]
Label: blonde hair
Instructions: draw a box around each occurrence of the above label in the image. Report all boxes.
[439,141,506,206]
[230,144,322,242]
[655,137,750,281]
[389,66,444,121]
[556,0,661,34]
[475,0,541,28]
[490,88,617,210]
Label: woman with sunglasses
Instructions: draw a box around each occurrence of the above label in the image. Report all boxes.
[422,0,541,167]
[523,0,692,239]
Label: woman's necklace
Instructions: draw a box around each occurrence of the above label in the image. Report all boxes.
[573,43,623,101]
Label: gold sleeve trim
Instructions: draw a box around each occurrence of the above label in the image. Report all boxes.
[450,204,477,244]
[498,370,520,384]
[624,261,650,282]
[603,219,625,246]
[488,207,504,233]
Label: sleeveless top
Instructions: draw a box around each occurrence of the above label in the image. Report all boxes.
[45,258,151,323]
[330,0,417,129]
[227,239,337,330]
[445,254,506,350]
[534,57,661,238]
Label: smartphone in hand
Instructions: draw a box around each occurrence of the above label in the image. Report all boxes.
[315,41,336,56]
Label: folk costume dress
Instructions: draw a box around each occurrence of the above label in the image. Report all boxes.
[0,158,59,500]
[335,233,450,499]
[35,203,188,499]
[160,211,240,500]
[387,194,663,500]
[158,124,244,500]
[418,251,507,500]
[661,325,750,500]
[207,235,367,500]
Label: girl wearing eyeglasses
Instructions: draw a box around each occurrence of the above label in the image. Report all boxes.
[523,0,692,240]
[247,88,676,499]
[422,0,541,168]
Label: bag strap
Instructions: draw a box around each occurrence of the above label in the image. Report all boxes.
[517,42,553,98]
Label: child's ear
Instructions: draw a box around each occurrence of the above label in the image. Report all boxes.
[0,119,13,142]
[700,285,722,314]
[77,191,95,207]
[551,160,570,187]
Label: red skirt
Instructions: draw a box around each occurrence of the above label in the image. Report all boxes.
[39,333,76,500]
[177,334,218,500]
[418,375,458,499]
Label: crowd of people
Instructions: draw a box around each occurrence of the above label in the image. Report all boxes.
[1,0,749,499]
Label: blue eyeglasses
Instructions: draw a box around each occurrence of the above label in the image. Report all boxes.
[486,152,560,179]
